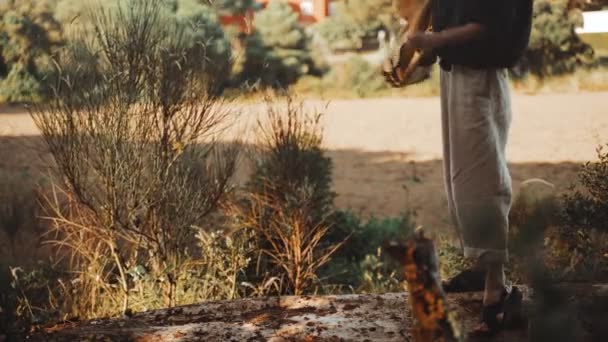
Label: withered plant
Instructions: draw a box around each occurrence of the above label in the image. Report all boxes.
[31,0,238,316]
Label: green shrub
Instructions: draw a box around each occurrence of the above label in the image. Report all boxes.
[172,0,232,65]
[314,0,396,52]
[0,0,62,103]
[319,210,415,290]
[355,248,402,294]
[0,226,254,325]
[249,94,334,224]
[505,148,608,283]
[544,145,608,281]
[233,94,340,296]
[230,29,281,88]
[323,56,388,98]
[520,0,595,78]
[436,238,473,281]
[252,0,313,87]
[562,145,608,232]
[315,15,366,51]
[0,64,44,103]
[214,0,257,15]
[55,0,231,85]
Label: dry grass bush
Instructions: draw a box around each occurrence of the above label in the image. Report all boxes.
[227,192,343,296]
[29,0,242,318]
[227,93,343,296]
[249,93,334,227]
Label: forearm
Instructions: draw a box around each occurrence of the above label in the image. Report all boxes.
[434,23,485,48]
[407,22,486,51]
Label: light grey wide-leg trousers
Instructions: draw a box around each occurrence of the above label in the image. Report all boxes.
[440,65,512,264]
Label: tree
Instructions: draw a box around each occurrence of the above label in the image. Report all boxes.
[54,0,231,85]
[314,0,396,51]
[0,0,62,103]
[520,0,595,78]
[214,0,257,15]
[171,0,232,80]
[574,0,608,10]
[230,29,280,87]
[252,0,312,87]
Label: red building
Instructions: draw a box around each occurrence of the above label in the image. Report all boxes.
[257,0,331,23]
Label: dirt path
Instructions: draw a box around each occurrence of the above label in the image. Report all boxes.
[1,92,606,247]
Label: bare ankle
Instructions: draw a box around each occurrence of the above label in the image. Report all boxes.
[483,262,506,305]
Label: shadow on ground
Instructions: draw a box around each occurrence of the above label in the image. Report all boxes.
[0,135,583,264]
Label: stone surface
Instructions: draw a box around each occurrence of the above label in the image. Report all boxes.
[30,284,608,341]
[31,291,529,341]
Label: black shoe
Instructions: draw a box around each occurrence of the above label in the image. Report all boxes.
[468,286,524,338]
[442,268,486,293]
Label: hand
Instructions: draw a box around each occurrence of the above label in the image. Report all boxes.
[407,31,442,51]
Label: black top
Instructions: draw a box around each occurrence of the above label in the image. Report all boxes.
[432,0,531,70]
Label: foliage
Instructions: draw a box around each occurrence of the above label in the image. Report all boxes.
[292,62,441,99]
[55,0,231,84]
[436,239,472,281]
[0,225,253,324]
[512,66,608,94]
[31,0,239,316]
[252,0,313,87]
[214,0,257,14]
[194,229,255,300]
[249,94,334,224]
[315,14,366,51]
[0,0,62,103]
[230,29,280,88]
[228,94,340,296]
[520,0,595,78]
[171,0,232,70]
[227,191,342,296]
[546,145,608,281]
[319,210,415,290]
[575,0,608,10]
[0,264,22,339]
[0,65,44,104]
[562,145,608,232]
[324,56,388,98]
[355,248,402,294]
[0,263,51,340]
[543,226,608,281]
[314,0,395,51]
[505,149,608,283]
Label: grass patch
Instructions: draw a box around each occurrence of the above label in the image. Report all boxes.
[291,61,441,100]
[512,67,608,94]
[580,33,608,57]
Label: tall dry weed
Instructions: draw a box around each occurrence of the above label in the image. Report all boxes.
[30,0,239,317]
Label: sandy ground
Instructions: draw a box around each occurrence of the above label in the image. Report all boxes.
[1,92,607,260]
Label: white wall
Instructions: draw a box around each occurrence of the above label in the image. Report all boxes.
[576,10,608,34]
